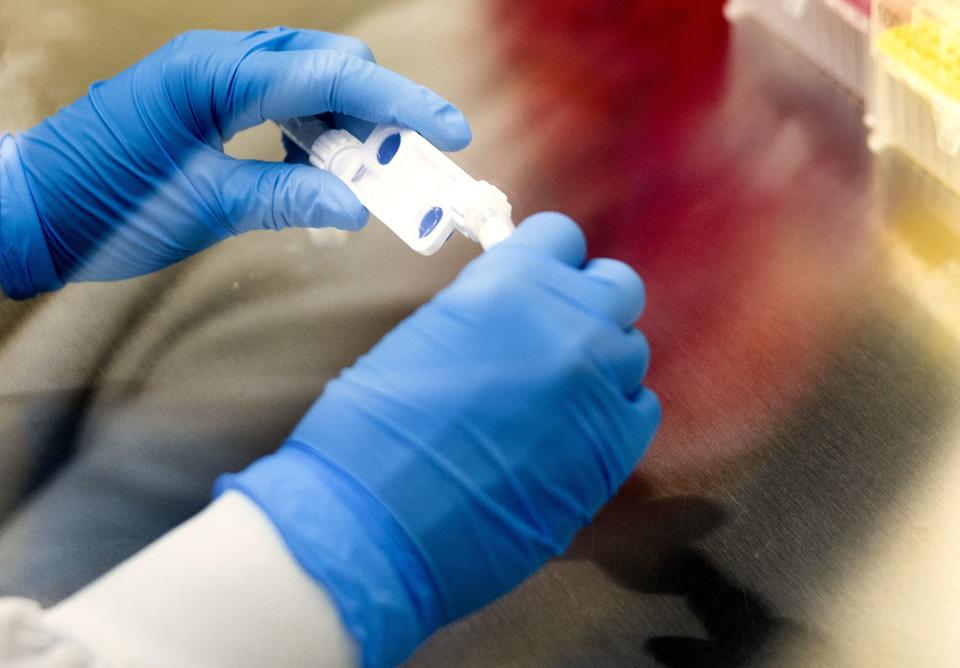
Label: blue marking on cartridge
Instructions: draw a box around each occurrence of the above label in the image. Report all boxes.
[419,207,444,238]
[377,132,402,165]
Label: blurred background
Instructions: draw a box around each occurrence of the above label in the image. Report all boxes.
[1,0,959,665]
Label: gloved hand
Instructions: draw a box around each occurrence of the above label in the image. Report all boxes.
[217,213,661,667]
[0,28,471,299]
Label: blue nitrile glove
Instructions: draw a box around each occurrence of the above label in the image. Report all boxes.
[0,28,471,299]
[216,213,661,667]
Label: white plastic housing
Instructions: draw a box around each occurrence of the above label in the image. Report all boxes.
[279,117,513,255]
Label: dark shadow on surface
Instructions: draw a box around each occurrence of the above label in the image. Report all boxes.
[564,485,726,586]
[568,490,815,668]
[644,548,814,668]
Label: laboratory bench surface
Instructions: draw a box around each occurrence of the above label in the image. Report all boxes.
[0,1,957,666]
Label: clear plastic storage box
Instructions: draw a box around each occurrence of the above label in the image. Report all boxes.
[869,0,960,192]
[725,0,872,96]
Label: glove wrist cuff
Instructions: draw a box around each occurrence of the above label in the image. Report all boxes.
[0,134,62,299]
[214,444,443,668]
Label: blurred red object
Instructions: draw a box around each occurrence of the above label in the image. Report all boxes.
[490,0,730,244]
[491,2,874,485]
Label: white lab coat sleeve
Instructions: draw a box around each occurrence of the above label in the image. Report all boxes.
[0,491,360,667]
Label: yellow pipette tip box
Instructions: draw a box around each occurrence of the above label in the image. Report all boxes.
[870,0,960,190]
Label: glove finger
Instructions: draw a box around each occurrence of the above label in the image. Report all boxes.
[623,387,661,469]
[216,158,368,233]
[176,29,374,60]
[579,258,646,329]
[501,212,587,267]
[245,27,376,61]
[603,328,651,397]
[228,50,471,150]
